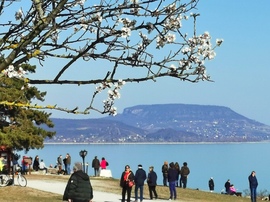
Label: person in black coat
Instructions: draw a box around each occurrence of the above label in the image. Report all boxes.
[120,165,134,202]
[147,166,158,199]
[162,161,169,186]
[33,155,39,171]
[63,162,93,202]
[224,179,231,194]
[134,164,147,202]
[91,156,100,177]
[168,162,178,200]
[208,177,214,192]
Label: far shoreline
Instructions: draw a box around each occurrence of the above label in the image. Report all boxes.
[44,141,270,145]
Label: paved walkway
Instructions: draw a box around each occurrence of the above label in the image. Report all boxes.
[27,179,180,202]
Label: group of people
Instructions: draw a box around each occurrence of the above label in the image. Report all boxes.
[32,153,72,175]
[57,153,72,175]
[61,157,258,202]
[91,156,109,177]
[207,171,258,202]
[120,164,158,202]
[224,179,242,196]
[162,161,190,189]
[119,161,190,202]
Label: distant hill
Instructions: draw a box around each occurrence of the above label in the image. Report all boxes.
[47,104,270,143]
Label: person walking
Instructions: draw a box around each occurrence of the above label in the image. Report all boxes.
[147,166,158,200]
[168,162,178,200]
[208,177,214,192]
[134,164,147,202]
[92,156,100,176]
[66,153,71,175]
[180,162,190,188]
[63,162,93,202]
[248,171,258,202]
[120,165,134,202]
[162,161,169,186]
[57,155,63,174]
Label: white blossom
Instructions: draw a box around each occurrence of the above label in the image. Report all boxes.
[166,33,176,43]
[216,38,224,46]
[121,27,131,38]
[15,9,23,20]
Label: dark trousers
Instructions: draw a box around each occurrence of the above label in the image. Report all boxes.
[180,176,187,188]
[94,168,99,176]
[135,185,144,201]
[148,185,158,199]
[122,184,132,202]
[163,174,168,186]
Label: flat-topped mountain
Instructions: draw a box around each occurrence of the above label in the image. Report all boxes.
[47,104,270,143]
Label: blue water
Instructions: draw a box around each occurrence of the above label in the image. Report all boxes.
[18,143,270,193]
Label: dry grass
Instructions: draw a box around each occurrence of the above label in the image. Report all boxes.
[0,174,253,202]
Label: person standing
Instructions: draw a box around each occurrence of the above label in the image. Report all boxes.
[134,164,147,202]
[224,179,231,194]
[147,166,158,200]
[100,157,108,170]
[248,171,258,202]
[57,155,63,174]
[120,165,134,202]
[180,162,190,188]
[208,177,214,192]
[63,162,93,202]
[92,156,100,176]
[162,161,169,186]
[63,156,67,175]
[66,153,71,175]
[168,162,178,200]
[174,162,180,187]
[33,155,39,171]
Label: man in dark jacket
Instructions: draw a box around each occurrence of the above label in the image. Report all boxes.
[134,164,147,202]
[91,156,100,177]
[248,171,258,202]
[168,162,178,200]
[147,166,158,199]
[63,162,93,202]
[180,162,190,188]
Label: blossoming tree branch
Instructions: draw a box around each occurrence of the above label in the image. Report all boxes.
[0,0,223,116]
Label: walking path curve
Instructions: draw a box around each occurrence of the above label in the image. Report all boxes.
[27,179,185,202]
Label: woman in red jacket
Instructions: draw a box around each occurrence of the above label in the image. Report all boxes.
[100,157,108,170]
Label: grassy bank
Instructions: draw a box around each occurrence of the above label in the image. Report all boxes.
[0,174,252,202]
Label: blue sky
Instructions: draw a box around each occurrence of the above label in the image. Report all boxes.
[26,0,270,126]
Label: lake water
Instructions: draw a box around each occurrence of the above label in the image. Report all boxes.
[18,142,270,193]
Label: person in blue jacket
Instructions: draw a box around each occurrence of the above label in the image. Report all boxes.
[168,162,178,200]
[147,166,158,199]
[248,171,258,202]
[134,164,147,202]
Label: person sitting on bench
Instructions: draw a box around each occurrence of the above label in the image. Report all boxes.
[39,159,48,174]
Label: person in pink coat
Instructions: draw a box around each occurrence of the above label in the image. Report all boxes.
[100,157,108,170]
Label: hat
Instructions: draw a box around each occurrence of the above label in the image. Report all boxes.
[138,164,143,168]
[73,162,82,171]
